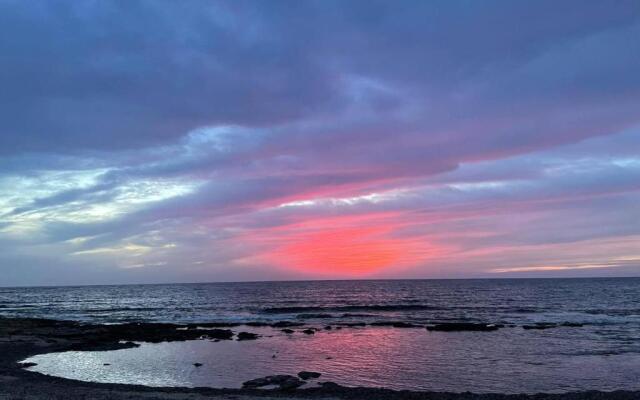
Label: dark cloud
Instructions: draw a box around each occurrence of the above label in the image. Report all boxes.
[1,1,640,285]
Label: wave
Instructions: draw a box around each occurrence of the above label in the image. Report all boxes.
[261,304,440,314]
[84,307,163,312]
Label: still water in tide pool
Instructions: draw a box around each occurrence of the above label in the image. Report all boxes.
[25,325,640,394]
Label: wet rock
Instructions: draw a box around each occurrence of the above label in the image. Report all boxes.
[237,332,259,340]
[242,375,305,390]
[279,376,306,390]
[204,329,234,340]
[242,377,271,388]
[319,381,342,389]
[193,363,203,367]
[426,323,500,332]
[302,329,316,335]
[522,323,557,330]
[298,371,322,380]
[281,328,295,334]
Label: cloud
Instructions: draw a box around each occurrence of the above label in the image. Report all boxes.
[1,1,639,284]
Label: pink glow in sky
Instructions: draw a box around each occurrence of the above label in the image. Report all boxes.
[0,1,639,285]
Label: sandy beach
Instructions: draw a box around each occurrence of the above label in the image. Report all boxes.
[1,317,638,400]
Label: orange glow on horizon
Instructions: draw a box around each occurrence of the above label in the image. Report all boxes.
[241,213,444,276]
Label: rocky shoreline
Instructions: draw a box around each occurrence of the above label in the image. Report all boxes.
[0,316,637,400]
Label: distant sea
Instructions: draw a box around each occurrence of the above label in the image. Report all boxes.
[7,278,640,393]
[3,278,640,327]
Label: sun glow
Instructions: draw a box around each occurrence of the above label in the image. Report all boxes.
[243,214,442,276]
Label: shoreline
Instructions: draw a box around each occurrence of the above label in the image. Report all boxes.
[1,317,638,400]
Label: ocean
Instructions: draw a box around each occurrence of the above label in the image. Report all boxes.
[5,278,640,393]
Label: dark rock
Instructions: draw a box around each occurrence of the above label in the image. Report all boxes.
[242,375,305,390]
[302,329,316,335]
[281,328,295,334]
[103,363,111,366]
[324,325,333,330]
[18,362,37,368]
[237,332,259,341]
[319,381,342,389]
[204,329,234,340]
[298,371,322,380]
[522,323,557,330]
[193,362,203,367]
[279,376,306,390]
[426,323,500,332]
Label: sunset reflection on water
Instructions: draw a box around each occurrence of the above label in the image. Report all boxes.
[26,326,640,393]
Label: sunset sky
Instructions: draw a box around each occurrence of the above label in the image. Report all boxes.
[1,0,639,286]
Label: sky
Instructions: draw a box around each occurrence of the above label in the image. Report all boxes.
[1,0,639,286]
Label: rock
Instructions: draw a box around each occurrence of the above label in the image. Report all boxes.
[103,363,111,366]
[279,376,306,390]
[426,323,500,332]
[324,325,333,330]
[522,322,584,330]
[281,328,295,334]
[523,323,558,330]
[242,375,305,390]
[237,332,259,340]
[18,362,37,368]
[302,329,315,335]
[242,377,271,388]
[319,381,341,389]
[298,371,322,380]
[193,362,203,367]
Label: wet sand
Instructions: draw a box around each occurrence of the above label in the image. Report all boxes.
[1,317,637,400]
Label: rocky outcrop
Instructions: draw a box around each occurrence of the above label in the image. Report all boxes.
[236,332,259,340]
[522,322,584,330]
[297,371,321,380]
[242,375,306,390]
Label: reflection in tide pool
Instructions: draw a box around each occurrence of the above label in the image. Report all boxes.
[25,326,640,393]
